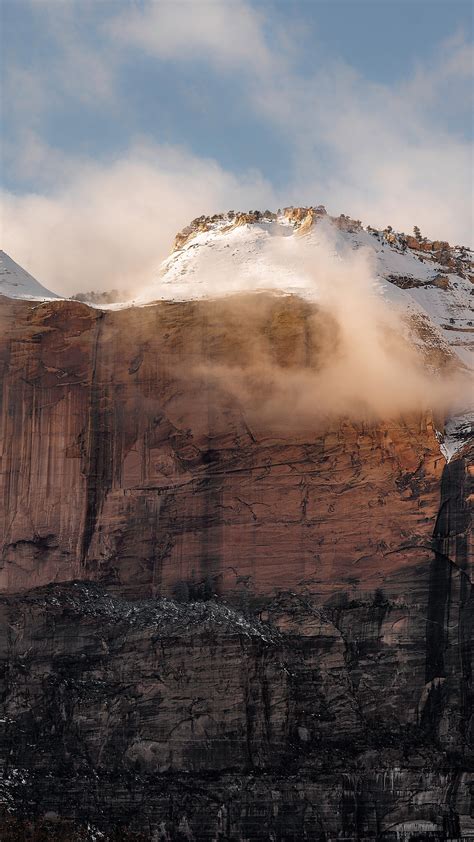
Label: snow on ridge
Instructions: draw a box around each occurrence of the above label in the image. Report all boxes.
[1,211,472,462]
[437,409,474,462]
[135,209,474,464]
[136,211,474,370]
[0,250,60,301]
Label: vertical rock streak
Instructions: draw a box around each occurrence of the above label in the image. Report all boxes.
[81,314,113,567]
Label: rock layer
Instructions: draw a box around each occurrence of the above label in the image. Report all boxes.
[0,295,447,598]
[0,294,472,840]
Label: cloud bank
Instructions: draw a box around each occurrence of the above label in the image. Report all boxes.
[1,1,472,293]
[1,143,277,296]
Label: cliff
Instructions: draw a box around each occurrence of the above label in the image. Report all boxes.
[0,212,472,839]
[0,294,450,598]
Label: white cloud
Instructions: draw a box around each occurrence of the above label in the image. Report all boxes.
[105,2,473,244]
[2,0,472,299]
[0,141,278,295]
[107,0,275,75]
[250,37,474,245]
[402,31,473,104]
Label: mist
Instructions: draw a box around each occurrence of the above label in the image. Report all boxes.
[174,224,467,425]
[0,143,278,296]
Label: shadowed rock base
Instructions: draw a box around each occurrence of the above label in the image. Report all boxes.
[0,550,472,840]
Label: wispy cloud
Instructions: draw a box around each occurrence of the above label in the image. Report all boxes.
[1,141,277,294]
[1,0,472,294]
[105,2,474,244]
[107,0,276,74]
[3,0,117,131]
[247,33,473,244]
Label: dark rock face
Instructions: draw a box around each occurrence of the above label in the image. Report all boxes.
[0,297,472,840]
[0,528,472,840]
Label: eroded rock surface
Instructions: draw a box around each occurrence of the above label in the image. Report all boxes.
[0,295,448,598]
[0,531,472,841]
[0,294,472,840]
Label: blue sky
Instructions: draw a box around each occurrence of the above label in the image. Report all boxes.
[1,0,472,292]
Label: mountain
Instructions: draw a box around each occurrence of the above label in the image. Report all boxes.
[0,250,59,300]
[0,208,472,840]
[139,207,473,368]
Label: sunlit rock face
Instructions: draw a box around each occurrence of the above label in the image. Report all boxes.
[0,294,450,597]
[0,211,472,839]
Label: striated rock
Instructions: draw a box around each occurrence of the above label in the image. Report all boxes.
[283,207,327,232]
[386,274,424,289]
[0,288,472,839]
[232,211,260,227]
[386,273,451,292]
[405,235,422,250]
[283,206,310,224]
[0,295,448,600]
[174,223,207,250]
[0,455,472,841]
[334,214,363,233]
[295,208,317,236]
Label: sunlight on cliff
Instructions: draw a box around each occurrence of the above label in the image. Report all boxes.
[182,225,468,425]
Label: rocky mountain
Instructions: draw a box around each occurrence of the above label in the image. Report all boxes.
[0,208,472,840]
[139,208,473,370]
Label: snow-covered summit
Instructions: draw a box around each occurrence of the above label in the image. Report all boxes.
[136,206,474,464]
[137,207,474,372]
[1,208,472,461]
[0,251,59,301]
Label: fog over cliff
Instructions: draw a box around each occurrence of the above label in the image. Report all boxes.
[181,225,466,424]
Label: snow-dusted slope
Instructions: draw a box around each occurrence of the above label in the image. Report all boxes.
[137,210,474,371]
[136,208,473,462]
[0,251,59,300]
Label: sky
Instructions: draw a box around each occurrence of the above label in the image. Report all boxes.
[0,0,473,294]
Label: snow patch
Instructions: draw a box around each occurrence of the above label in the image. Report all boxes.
[437,409,474,462]
[0,250,59,301]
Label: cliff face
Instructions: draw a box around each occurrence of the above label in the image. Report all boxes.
[0,542,472,840]
[0,295,447,597]
[0,294,472,840]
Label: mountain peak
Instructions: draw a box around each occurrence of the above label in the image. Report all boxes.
[172,206,329,251]
[135,209,473,374]
[171,206,471,260]
[0,250,59,301]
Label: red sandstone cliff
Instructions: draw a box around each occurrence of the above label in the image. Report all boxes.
[0,209,472,840]
[0,290,472,840]
[0,295,450,597]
